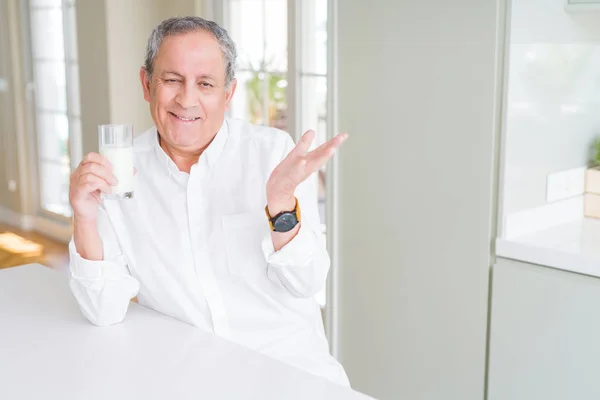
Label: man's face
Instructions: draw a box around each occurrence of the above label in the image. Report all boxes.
[140,30,236,151]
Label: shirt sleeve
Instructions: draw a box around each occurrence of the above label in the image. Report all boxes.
[261,134,330,298]
[68,204,140,326]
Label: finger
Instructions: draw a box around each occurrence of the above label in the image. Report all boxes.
[81,152,113,170]
[307,133,349,164]
[78,173,113,194]
[91,191,102,203]
[79,163,118,186]
[83,181,112,195]
[291,130,315,156]
[72,160,105,184]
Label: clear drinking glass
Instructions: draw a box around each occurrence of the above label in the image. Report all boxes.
[98,124,133,199]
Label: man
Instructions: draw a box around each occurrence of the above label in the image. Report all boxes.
[68,17,349,386]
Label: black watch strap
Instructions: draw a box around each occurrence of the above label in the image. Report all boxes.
[264,198,301,232]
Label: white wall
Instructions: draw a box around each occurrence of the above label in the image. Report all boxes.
[159,0,198,19]
[502,0,600,216]
[0,0,21,213]
[336,1,503,398]
[76,0,112,156]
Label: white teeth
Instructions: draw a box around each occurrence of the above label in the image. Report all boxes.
[173,113,198,121]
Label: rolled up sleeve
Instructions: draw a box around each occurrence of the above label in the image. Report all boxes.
[68,206,140,326]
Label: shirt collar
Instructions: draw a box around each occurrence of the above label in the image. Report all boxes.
[203,119,229,169]
[152,119,229,174]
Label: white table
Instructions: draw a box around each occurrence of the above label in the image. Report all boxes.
[0,265,373,400]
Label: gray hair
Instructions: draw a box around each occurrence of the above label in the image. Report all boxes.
[144,16,237,87]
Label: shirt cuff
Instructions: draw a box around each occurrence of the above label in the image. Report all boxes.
[261,223,318,267]
[68,239,130,280]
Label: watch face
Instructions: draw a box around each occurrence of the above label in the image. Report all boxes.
[273,212,298,232]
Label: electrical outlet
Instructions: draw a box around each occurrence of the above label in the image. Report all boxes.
[8,180,16,192]
[546,167,586,203]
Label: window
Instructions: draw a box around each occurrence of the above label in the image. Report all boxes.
[27,0,81,218]
[215,0,333,308]
[228,0,289,129]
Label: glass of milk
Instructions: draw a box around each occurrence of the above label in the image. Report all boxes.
[98,124,134,199]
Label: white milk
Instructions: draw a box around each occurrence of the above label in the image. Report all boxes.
[100,146,133,196]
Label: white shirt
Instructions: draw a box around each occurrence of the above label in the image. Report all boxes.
[68,118,349,386]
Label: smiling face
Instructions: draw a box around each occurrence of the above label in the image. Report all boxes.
[140,30,236,153]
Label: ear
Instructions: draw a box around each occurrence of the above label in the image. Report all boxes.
[140,67,151,102]
[224,78,237,111]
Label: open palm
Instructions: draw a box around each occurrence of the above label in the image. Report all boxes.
[267,130,348,202]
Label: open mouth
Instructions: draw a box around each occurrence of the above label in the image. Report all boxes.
[169,112,201,122]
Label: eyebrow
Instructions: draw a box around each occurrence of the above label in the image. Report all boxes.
[199,74,217,81]
[162,70,184,78]
[162,71,217,81]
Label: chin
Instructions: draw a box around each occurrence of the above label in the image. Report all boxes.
[166,132,199,147]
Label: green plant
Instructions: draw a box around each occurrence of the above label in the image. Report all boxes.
[240,55,287,127]
[593,138,600,168]
[245,72,286,125]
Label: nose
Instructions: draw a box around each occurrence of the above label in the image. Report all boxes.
[175,83,200,109]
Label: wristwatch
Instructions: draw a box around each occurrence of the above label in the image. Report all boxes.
[265,198,301,232]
